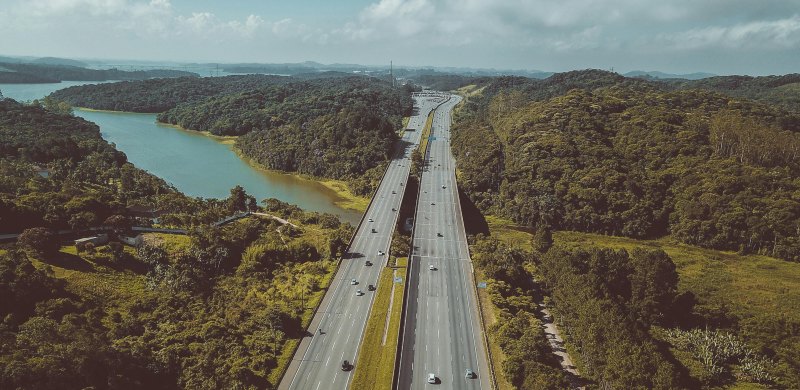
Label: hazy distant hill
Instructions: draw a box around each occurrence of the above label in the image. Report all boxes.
[625,70,716,80]
[663,74,800,114]
[31,56,88,67]
[0,62,198,84]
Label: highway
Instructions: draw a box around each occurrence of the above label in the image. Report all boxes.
[397,95,491,390]
[280,94,449,390]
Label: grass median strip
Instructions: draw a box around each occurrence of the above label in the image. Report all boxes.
[351,257,407,390]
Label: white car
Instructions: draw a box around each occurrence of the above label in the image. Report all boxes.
[368,218,374,222]
[427,373,436,384]
[429,265,435,271]
[377,250,385,256]
[355,289,364,296]
[350,279,357,285]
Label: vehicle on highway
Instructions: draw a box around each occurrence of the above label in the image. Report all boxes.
[442,185,446,189]
[365,260,372,266]
[392,208,397,211]
[431,202,435,205]
[341,360,351,371]
[368,284,375,291]
[356,289,364,296]
[427,373,436,384]
[465,369,474,379]
[437,232,443,237]
[378,250,385,256]
[350,279,357,285]
[372,228,377,233]
[368,218,374,222]
[429,264,435,271]
[392,190,396,194]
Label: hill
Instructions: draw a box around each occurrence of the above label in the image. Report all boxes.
[0,62,198,84]
[31,56,88,67]
[452,69,800,262]
[663,74,800,115]
[0,98,174,233]
[50,74,291,112]
[51,75,415,196]
[624,70,716,80]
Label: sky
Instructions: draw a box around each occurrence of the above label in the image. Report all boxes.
[0,0,799,75]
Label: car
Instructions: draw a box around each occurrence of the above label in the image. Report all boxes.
[368,218,374,222]
[431,202,435,205]
[429,264,435,271]
[341,360,350,371]
[350,279,357,285]
[371,228,377,233]
[427,373,436,384]
[392,190,396,194]
[437,232,443,237]
[356,289,364,296]
[365,260,373,266]
[391,208,397,211]
[465,369,474,379]
[368,284,375,291]
[377,250,385,256]
[442,185,446,189]
[400,182,404,186]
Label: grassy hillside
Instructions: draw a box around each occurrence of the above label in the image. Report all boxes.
[1,207,353,389]
[479,216,799,388]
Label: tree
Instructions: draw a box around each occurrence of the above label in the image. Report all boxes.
[410,147,423,177]
[532,226,553,254]
[628,249,679,327]
[103,214,131,234]
[17,227,61,258]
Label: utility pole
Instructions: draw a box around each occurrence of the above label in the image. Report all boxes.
[390,60,395,88]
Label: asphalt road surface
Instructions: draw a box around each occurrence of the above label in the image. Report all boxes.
[280,94,449,390]
[397,95,491,390]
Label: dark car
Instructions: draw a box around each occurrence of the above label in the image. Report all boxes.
[368,284,375,291]
[342,360,351,371]
[365,260,373,266]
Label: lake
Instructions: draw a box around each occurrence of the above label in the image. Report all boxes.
[0,81,363,225]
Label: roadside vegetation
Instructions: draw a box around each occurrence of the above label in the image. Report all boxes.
[468,214,799,389]
[1,198,354,389]
[451,70,800,388]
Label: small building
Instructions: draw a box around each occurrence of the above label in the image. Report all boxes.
[74,234,109,247]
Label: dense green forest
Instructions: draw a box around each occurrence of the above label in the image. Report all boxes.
[452,70,800,262]
[158,77,413,192]
[49,75,291,112]
[1,98,355,388]
[0,62,196,84]
[0,99,173,233]
[52,75,415,195]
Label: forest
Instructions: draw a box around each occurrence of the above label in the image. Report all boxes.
[1,98,356,388]
[52,75,415,196]
[0,98,173,233]
[451,70,800,262]
[0,62,196,84]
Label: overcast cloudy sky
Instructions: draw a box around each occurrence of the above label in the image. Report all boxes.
[1,0,798,75]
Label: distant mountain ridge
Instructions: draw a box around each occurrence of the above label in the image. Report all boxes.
[625,70,717,80]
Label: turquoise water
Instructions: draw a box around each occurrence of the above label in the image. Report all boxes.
[1,82,362,224]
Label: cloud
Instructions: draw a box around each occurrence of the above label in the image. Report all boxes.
[659,15,800,50]
[1,0,264,39]
[339,0,800,52]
